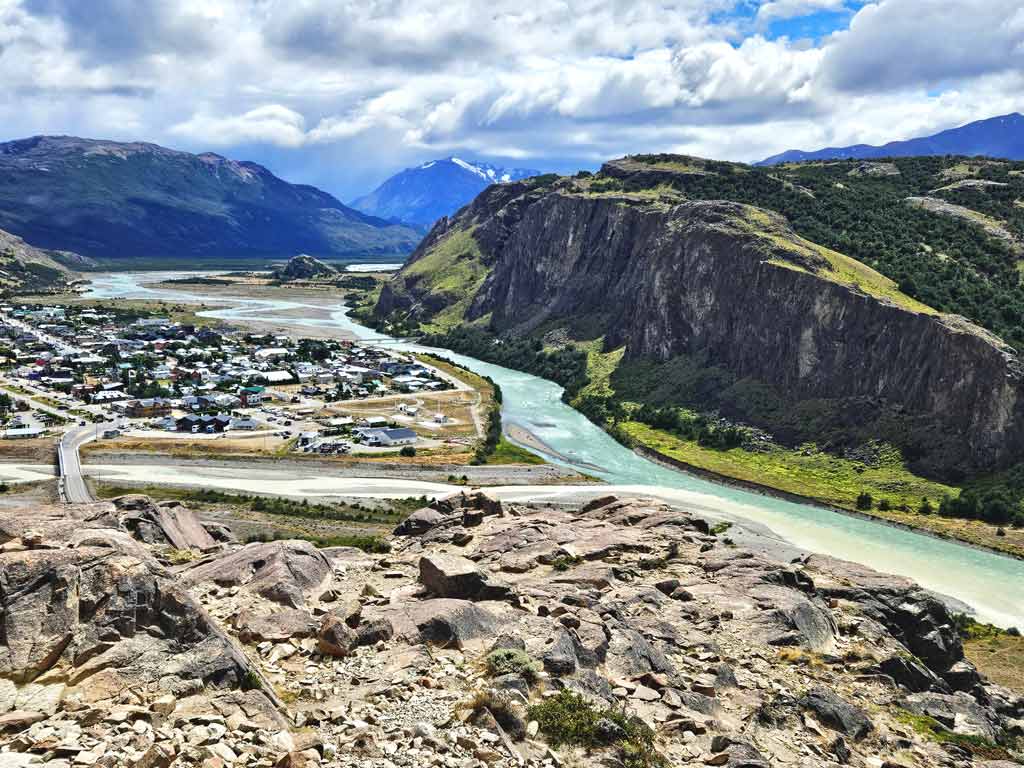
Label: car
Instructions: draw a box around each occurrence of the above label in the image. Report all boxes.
[78,420,86,426]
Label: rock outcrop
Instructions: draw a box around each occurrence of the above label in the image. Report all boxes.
[377,160,1024,477]
[272,255,339,282]
[1,492,1021,767]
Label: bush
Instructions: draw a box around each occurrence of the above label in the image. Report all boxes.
[484,648,540,684]
[399,445,417,457]
[855,491,873,510]
[919,497,934,515]
[528,690,663,768]
[878,498,892,511]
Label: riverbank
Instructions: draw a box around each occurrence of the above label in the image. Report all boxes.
[78,272,1024,628]
[109,277,1024,560]
[631,441,1024,563]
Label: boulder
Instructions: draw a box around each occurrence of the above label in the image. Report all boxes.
[393,507,447,536]
[0,545,258,694]
[318,615,357,657]
[235,609,318,643]
[418,554,512,601]
[879,655,946,693]
[801,688,873,740]
[370,599,500,649]
[902,692,1000,741]
[182,540,332,608]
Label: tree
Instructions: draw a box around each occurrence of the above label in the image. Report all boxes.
[855,491,873,511]
[400,446,417,457]
[918,497,934,515]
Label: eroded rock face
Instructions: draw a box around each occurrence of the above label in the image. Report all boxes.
[181,539,332,608]
[379,167,1024,476]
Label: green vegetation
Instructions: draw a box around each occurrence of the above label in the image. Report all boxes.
[486,437,545,465]
[618,421,955,513]
[245,529,390,553]
[894,710,1015,760]
[626,155,1024,347]
[528,690,664,768]
[92,483,422,527]
[484,648,540,684]
[400,227,488,331]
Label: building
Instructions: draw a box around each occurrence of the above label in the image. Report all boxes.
[176,414,230,433]
[2,426,44,440]
[239,386,265,406]
[125,397,172,418]
[355,427,417,447]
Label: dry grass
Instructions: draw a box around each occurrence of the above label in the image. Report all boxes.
[0,438,57,463]
[964,634,1024,694]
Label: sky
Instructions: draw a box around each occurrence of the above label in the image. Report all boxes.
[2,0,1022,200]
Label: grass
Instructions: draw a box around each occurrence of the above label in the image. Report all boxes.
[894,710,1015,760]
[740,207,937,315]
[485,436,546,465]
[574,343,625,401]
[528,690,664,768]
[619,420,1024,558]
[401,227,489,332]
[956,616,1024,694]
[621,421,955,511]
[91,482,418,526]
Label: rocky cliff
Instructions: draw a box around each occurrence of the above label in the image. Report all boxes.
[377,159,1024,478]
[1,492,1021,766]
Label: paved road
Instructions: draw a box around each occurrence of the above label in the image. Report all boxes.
[58,424,97,503]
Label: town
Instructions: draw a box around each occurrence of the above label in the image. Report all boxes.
[0,303,481,457]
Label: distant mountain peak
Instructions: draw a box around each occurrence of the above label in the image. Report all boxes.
[759,112,1024,166]
[351,155,541,228]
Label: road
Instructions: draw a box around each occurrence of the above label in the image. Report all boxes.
[58,424,97,503]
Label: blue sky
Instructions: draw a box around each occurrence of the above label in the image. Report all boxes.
[1,1,1021,198]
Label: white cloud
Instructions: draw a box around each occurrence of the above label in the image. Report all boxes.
[756,0,846,24]
[0,0,1022,198]
[170,105,310,147]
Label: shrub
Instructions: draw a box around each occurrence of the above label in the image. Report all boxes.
[400,445,417,457]
[855,491,873,510]
[484,648,540,684]
[528,690,663,768]
[918,497,934,515]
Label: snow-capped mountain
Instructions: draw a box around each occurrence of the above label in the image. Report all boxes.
[350,157,541,228]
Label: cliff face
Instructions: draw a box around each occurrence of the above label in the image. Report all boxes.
[377,162,1024,477]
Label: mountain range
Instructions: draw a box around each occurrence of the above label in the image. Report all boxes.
[0,136,420,263]
[759,112,1024,165]
[350,157,540,228]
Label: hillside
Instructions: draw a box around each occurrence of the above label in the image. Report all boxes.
[761,112,1024,165]
[0,136,420,262]
[351,157,540,228]
[2,493,1021,767]
[0,227,87,295]
[373,156,1024,482]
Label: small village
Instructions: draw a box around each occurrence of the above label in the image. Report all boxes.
[0,303,481,457]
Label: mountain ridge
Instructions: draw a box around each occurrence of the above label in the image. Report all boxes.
[0,135,420,262]
[373,153,1024,480]
[759,112,1024,165]
[350,156,540,228]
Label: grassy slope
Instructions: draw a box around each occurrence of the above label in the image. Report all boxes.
[401,228,489,332]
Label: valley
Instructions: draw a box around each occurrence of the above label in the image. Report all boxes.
[29,269,1015,631]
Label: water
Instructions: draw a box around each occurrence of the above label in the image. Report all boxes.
[86,272,1024,627]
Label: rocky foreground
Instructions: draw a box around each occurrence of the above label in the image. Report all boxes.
[0,493,1021,767]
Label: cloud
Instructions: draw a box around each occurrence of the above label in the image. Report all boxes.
[756,0,847,24]
[822,0,1024,91]
[171,105,310,148]
[0,0,1021,199]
